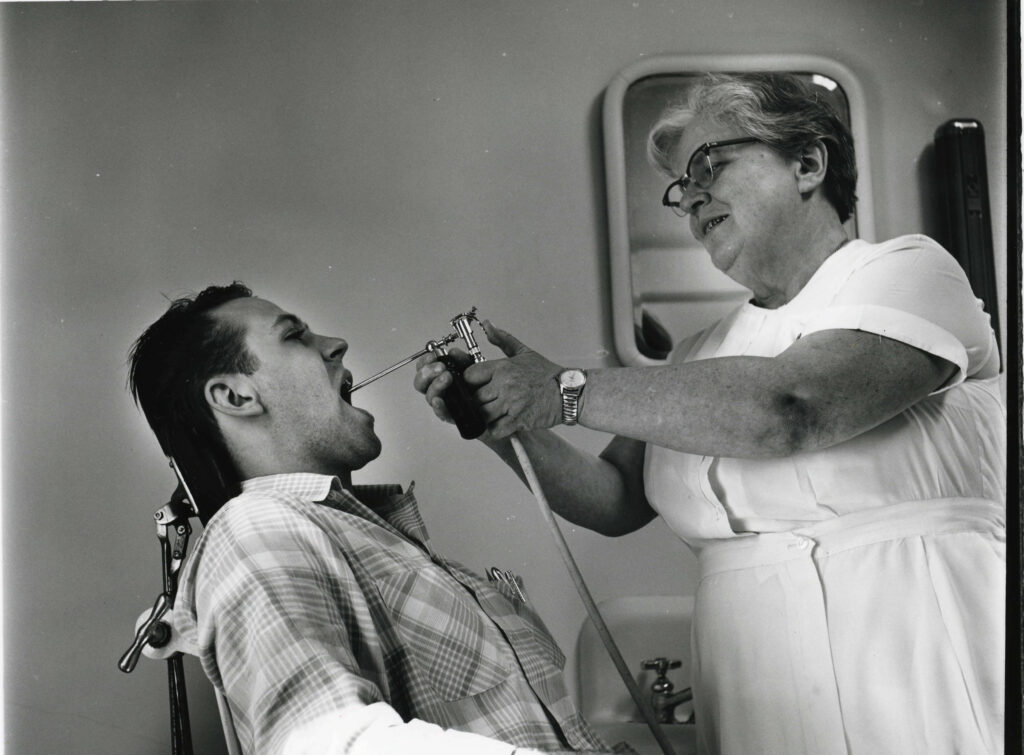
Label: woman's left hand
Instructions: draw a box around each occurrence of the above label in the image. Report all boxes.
[463,321,565,438]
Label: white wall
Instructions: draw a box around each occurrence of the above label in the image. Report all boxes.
[2,2,1009,752]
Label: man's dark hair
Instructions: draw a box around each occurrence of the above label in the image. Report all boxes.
[128,282,257,524]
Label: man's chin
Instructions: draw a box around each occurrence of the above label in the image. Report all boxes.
[351,435,383,469]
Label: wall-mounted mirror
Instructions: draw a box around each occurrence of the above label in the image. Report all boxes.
[603,55,874,366]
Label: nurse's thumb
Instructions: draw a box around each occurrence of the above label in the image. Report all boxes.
[482,320,529,357]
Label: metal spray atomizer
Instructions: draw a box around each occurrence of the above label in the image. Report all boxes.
[349,308,487,439]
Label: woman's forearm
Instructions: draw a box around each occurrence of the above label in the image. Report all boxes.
[579,331,954,458]
[580,358,799,458]
[480,429,655,536]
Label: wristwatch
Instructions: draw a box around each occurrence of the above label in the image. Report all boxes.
[556,368,587,425]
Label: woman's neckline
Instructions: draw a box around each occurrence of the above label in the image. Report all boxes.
[745,238,854,311]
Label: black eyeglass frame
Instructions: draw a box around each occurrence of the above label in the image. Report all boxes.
[661,137,762,215]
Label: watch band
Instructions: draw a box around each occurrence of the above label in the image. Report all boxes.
[561,390,581,425]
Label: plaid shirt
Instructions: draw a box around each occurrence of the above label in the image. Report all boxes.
[175,473,609,754]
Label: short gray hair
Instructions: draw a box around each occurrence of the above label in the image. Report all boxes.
[647,72,858,223]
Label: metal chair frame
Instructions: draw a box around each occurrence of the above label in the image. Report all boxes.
[118,488,195,754]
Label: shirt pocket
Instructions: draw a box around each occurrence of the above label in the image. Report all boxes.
[481,579,566,671]
[375,570,513,700]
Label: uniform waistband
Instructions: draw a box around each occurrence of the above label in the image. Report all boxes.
[697,498,1005,579]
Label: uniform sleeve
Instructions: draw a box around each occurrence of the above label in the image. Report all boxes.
[194,498,518,755]
[797,235,999,388]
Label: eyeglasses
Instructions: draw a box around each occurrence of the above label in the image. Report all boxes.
[661,137,761,217]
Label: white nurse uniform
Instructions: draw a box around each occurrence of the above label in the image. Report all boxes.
[644,235,1005,754]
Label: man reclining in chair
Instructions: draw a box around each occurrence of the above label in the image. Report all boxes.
[128,282,616,755]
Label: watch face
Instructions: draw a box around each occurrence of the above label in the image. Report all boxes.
[560,369,586,389]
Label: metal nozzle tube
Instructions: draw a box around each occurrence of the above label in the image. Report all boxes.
[349,335,458,393]
[349,349,429,393]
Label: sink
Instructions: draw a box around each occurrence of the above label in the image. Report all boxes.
[575,596,696,755]
[593,722,696,755]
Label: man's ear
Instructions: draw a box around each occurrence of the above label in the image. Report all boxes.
[204,374,264,418]
[794,140,829,194]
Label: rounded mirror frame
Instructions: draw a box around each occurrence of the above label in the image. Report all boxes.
[603,55,875,366]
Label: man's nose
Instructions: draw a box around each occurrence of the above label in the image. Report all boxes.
[319,336,348,360]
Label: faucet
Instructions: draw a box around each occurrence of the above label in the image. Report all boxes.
[642,657,694,724]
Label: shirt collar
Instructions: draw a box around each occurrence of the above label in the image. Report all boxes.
[240,473,426,544]
[242,473,337,501]
[241,473,404,504]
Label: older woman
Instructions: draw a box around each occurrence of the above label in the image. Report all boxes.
[415,73,1005,754]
